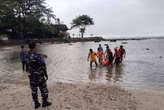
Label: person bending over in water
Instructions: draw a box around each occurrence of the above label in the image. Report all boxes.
[88,49,98,68]
[97,48,104,64]
[119,45,126,62]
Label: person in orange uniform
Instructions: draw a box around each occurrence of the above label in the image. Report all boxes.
[97,48,104,64]
[88,49,98,68]
[119,45,126,62]
[114,47,121,65]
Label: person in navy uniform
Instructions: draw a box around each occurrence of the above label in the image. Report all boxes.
[26,42,51,109]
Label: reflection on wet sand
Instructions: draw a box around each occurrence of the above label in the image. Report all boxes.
[89,68,96,81]
[113,65,123,82]
[106,65,124,83]
[88,64,124,83]
[106,66,114,81]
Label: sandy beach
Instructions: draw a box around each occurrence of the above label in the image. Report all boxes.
[0,81,137,110]
[132,89,164,110]
[0,80,164,110]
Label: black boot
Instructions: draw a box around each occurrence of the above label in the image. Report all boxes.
[34,101,41,109]
[42,100,52,107]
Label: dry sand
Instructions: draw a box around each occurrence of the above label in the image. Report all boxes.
[0,82,164,110]
[131,89,164,110]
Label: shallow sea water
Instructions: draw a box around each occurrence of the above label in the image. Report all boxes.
[0,39,164,91]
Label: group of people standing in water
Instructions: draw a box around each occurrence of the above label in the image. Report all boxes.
[88,44,126,68]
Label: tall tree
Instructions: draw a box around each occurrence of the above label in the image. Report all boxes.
[0,0,17,27]
[71,15,94,38]
[0,0,55,39]
[14,0,55,38]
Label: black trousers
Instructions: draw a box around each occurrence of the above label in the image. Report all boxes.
[21,61,26,72]
[29,77,48,103]
[115,57,121,65]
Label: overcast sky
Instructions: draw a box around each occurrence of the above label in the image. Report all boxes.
[46,0,164,36]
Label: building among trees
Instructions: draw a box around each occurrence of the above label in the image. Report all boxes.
[0,0,69,40]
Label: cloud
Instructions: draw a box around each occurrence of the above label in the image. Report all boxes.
[46,0,164,36]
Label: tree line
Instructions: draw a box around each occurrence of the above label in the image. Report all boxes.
[0,0,67,39]
[0,0,95,39]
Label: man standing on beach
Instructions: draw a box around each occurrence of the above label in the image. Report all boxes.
[26,42,51,109]
[20,45,26,72]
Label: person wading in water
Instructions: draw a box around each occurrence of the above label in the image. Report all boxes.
[119,45,126,63]
[88,49,98,68]
[114,47,121,66]
[97,48,104,64]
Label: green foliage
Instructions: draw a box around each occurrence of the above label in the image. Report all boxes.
[71,15,94,38]
[0,0,17,27]
[0,34,7,38]
[0,0,56,39]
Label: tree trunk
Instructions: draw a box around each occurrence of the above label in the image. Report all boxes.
[19,23,24,39]
[80,27,85,38]
[18,15,24,39]
[81,32,84,38]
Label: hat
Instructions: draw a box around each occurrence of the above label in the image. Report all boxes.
[120,45,123,48]
[114,47,118,51]
[28,42,36,50]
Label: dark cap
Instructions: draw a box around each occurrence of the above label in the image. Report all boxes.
[28,42,36,50]
[21,45,24,48]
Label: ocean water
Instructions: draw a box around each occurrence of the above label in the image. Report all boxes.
[84,34,164,39]
[0,38,164,91]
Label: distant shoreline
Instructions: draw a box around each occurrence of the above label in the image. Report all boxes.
[0,36,163,47]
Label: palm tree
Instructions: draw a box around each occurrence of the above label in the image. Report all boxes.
[71,15,94,38]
